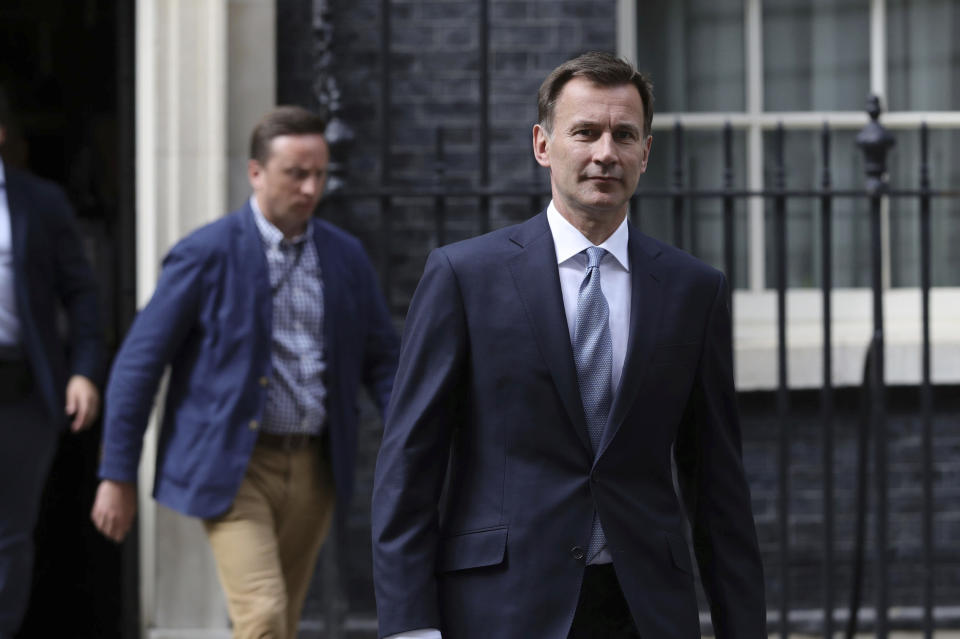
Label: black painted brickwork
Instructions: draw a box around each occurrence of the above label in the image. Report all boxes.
[279,0,620,631]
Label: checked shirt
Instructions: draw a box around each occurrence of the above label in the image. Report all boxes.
[251,198,327,436]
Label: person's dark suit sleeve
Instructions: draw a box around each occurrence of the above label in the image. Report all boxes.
[49,187,104,385]
[358,251,399,417]
[674,273,766,638]
[371,248,467,637]
[98,244,205,483]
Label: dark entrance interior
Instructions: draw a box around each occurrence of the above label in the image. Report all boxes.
[0,1,136,636]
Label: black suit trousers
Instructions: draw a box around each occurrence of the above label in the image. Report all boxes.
[568,564,642,639]
[0,387,58,634]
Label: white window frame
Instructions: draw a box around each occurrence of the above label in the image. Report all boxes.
[618,0,960,390]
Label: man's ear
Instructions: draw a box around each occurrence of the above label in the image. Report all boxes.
[639,135,653,173]
[0,126,6,148]
[532,123,551,168]
[247,158,262,189]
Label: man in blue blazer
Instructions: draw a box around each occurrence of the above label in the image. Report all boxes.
[91,106,399,638]
[0,89,104,638]
[372,53,765,638]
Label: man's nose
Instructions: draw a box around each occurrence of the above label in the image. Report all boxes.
[301,177,319,196]
[593,133,617,165]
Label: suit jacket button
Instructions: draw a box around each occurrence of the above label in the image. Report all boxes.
[570,546,585,561]
[259,376,269,387]
[249,420,259,430]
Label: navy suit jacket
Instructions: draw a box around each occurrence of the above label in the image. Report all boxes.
[99,202,399,518]
[5,166,103,424]
[372,212,765,638]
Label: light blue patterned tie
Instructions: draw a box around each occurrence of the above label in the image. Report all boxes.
[573,246,612,562]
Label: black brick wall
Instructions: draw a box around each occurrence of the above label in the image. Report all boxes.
[742,385,960,629]
[277,1,960,634]
[279,1,619,632]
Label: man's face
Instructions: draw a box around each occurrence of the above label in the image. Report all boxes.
[248,133,329,237]
[533,77,652,225]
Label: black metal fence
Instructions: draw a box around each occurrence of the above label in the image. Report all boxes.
[325,107,958,639]
[293,1,960,637]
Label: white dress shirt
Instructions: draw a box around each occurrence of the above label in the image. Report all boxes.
[548,200,631,394]
[384,203,632,639]
[0,158,20,347]
[550,200,630,566]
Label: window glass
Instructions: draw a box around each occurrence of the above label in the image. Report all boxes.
[628,0,960,290]
[763,0,870,112]
[638,128,750,289]
[763,129,870,288]
[888,0,960,111]
[636,0,745,113]
[888,129,960,287]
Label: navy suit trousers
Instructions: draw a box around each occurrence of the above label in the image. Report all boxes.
[0,392,58,634]
[568,564,641,639]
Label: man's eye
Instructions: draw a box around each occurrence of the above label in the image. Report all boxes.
[615,131,638,141]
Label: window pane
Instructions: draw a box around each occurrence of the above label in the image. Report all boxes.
[759,126,960,289]
[636,0,745,113]
[888,129,960,287]
[888,0,960,111]
[637,128,750,289]
[763,129,870,288]
[763,0,870,112]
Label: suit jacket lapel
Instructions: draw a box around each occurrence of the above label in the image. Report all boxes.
[599,224,663,456]
[238,202,272,335]
[6,172,28,270]
[507,212,592,454]
[311,219,339,370]
[5,172,31,321]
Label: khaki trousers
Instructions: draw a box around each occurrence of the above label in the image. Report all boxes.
[203,441,334,639]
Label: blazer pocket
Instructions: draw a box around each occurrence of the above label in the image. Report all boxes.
[665,531,694,575]
[437,525,508,573]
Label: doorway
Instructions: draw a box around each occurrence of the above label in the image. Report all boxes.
[0,0,136,636]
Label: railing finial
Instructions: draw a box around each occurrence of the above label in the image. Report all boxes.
[856,94,895,195]
[313,0,354,195]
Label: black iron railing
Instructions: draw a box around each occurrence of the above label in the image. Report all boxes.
[300,3,960,638]
[323,105,959,639]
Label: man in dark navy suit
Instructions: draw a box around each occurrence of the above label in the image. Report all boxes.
[91,106,399,639]
[372,52,765,638]
[0,87,104,639]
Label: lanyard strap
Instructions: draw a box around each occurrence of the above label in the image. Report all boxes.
[270,241,306,295]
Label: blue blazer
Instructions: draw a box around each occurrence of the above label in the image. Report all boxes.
[372,212,765,638]
[99,202,399,518]
[5,166,104,423]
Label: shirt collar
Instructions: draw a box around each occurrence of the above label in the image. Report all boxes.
[546,200,630,271]
[250,195,311,249]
